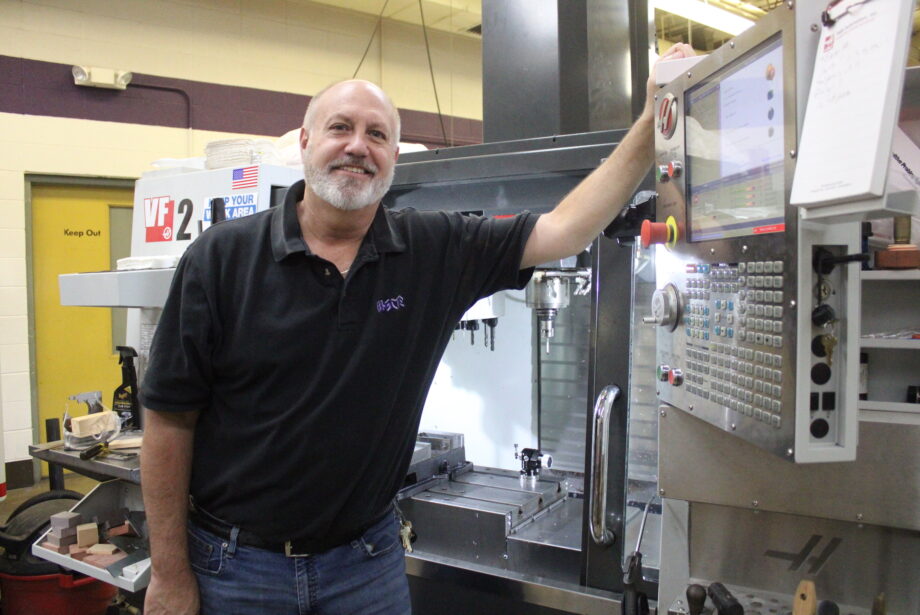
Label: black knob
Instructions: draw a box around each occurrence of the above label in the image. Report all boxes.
[818,601,840,615]
[811,362,832,385]
[707,582,744,615]
[810,418,830,439]
[687,584,707,615]
[812,304,836,327]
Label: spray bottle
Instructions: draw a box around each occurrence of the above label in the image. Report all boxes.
[113,346,141,430]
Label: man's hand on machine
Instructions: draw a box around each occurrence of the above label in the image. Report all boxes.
[645,43,696,118]
[144,567,200,615]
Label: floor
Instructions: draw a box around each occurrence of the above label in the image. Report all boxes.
[0,472,99,524]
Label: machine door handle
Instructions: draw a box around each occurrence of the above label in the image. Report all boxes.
[590,384,620,546]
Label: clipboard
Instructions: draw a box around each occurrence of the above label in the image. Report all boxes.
[790,0,916,208]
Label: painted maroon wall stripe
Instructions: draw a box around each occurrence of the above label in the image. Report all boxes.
[0,55,482,147]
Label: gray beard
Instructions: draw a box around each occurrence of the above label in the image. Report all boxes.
[304,153,395,212]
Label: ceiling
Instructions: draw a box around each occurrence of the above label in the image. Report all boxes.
[307,0,483,37]
[311,0,920,64]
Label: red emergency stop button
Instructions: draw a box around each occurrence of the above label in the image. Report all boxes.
[641,220,670,248]
[668,161,683,178]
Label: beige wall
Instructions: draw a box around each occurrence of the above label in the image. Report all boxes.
[1,0,483,118]
[0,0,483,464]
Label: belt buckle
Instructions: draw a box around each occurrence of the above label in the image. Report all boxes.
[284,541,310,558]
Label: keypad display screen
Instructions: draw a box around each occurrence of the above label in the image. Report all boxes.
[685,36,786,242]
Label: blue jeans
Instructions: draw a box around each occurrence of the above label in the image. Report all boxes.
[187,511,411,615]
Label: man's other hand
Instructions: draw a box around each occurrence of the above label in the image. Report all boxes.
[144,567,200,615]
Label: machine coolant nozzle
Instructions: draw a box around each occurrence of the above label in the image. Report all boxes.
[525,268,591,353]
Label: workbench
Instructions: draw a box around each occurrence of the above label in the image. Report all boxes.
[29,440,140,484]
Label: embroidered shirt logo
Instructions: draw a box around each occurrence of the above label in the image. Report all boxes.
[376,295,406,313]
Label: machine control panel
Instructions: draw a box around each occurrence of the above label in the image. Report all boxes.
[653,256,795,454]
[649,5,858,462]
[675,260,788,428]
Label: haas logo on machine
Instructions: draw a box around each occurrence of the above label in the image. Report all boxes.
[144,196,175,242]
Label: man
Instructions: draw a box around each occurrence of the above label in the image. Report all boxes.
[141,44,693,615]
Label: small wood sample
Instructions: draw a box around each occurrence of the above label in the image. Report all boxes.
[84,552,127,569]
[69,411,117,437]
[69,545,89,560]
[40,541,69,554]
[106,522,134,538]
[44,532,76,548]
[76,522,99,548]
[49,511,82,529]
[87,543,119,555]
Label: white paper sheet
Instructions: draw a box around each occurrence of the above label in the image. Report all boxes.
[790,0,915,207]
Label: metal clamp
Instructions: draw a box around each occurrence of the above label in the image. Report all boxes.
[590,384,620,546]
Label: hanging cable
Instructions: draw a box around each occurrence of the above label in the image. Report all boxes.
[418,0,450,146]
[353,0,391,79]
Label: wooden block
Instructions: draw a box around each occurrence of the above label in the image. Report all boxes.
[76,523,99,548]
[876,245,920,269]
[109,436,142,449]
[87,543,119,555]
[68,545,88,560]
[40,541,69,554]
[57,526,78,538]
[70,411,117,437]
[44,532,77,548]
[49,511,82,529]
[83,552,127,569]
[106,522,134,538]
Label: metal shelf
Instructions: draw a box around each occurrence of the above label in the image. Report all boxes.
[861,269,920,280]
[859,401,920,426]
[59,268,175,309]
[859,400,920,412]
[860,338,920,349]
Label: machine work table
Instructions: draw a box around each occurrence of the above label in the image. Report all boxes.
[29,440,141,484]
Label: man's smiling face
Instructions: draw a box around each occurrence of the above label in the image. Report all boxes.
[301,81,400,211]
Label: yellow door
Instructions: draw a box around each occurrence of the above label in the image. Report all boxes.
[31,185,133,460]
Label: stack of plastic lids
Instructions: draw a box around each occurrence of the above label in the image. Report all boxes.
[205,139,255,169]
[116,255,181,270]
[204,139,281,169]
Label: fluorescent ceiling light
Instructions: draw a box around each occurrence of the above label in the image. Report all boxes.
[72,65,133,90]
[653,0,755,36]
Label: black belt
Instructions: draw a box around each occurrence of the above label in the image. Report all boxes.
[188,505,389,557]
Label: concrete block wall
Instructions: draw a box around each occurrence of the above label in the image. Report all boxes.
[0,0,483,468]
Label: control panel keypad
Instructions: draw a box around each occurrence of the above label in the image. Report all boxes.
[679,261,786,429]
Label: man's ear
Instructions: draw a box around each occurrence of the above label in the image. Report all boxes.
[300,126,308,151]
[393,146,400,163]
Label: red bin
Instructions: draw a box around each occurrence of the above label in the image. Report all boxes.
[0,571,116,615]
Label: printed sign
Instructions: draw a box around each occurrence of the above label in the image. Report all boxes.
[205,193,259,222]
[144,196,174,242]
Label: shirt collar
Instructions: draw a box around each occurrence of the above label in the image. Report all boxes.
[271,179,406,262]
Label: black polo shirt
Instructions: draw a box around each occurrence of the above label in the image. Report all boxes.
[140,180,537,546]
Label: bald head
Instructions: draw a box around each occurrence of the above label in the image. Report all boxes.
[303,79,401,145]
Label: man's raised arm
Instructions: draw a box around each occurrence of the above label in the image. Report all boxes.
[521,43,694,269]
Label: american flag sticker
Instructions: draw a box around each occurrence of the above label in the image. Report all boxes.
[232,166,259,190]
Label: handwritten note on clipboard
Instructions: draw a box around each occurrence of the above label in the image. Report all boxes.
[790,0,915,208]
